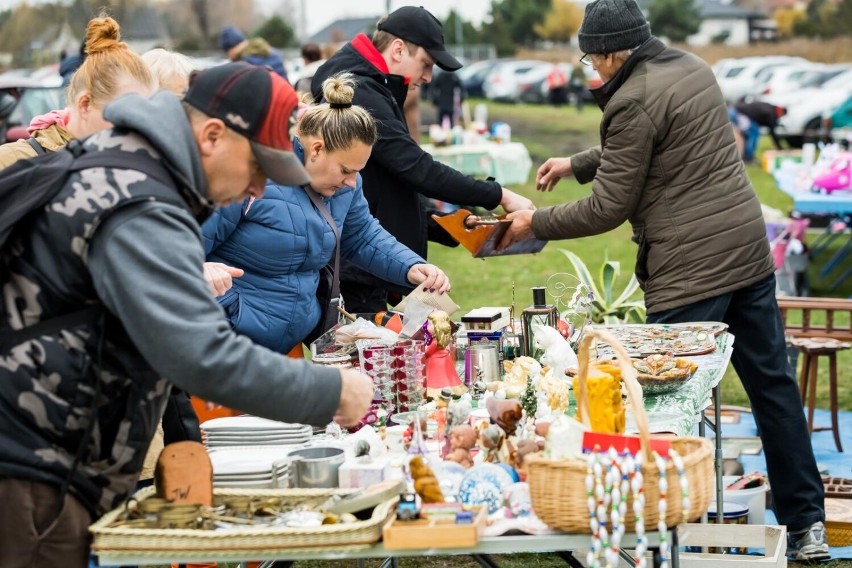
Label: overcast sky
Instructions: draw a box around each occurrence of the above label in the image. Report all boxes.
[252,0,491,37]
[0,0,493,38]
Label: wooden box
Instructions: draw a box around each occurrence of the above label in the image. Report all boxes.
[382,506,487,550]
[678,523,786,568]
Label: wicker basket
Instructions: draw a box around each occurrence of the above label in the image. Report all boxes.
[90,486,396,557]
[826,498,852,547]
[526,328,714,534]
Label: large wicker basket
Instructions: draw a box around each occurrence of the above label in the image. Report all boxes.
[526,328,714,534]
[90,486,396,559]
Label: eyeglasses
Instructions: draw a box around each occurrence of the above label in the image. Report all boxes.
[579,53,592,66]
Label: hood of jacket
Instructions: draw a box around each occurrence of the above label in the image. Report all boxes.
[312,34,409,109]
[103,90,212,218]
[241,37,272,57]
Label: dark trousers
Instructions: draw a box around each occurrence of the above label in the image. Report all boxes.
[341,280,390,315]
[646,274,824,532]
[0,478,92,568]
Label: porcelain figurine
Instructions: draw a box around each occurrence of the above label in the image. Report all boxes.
[423,310,467,398]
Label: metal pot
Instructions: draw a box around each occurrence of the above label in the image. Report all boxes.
[287,446,345,489]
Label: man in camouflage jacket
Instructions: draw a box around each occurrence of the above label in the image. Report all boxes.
[0,63,374,567]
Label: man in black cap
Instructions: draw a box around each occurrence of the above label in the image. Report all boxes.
[498,0,828,561]
[0,63,373,566]
[311,6,534,314]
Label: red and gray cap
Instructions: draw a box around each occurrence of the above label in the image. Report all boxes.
[377,6,462,72]
[183,62,310,186]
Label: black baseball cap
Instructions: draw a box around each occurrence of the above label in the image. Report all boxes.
[183,62,310,187]
[377,6,462,72]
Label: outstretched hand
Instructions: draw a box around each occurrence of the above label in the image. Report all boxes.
[203,262,244,297]
[536,157,573,191]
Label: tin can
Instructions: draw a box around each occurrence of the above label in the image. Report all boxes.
[705,501,750,554]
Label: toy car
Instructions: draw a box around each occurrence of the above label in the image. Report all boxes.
[812,152,852,194]
[395,491,420,521]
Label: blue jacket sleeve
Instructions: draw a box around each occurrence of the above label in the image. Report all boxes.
[339,179,424,287]
[201,200,246,256]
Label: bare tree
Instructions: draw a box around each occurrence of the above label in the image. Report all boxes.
[191,0,210,47]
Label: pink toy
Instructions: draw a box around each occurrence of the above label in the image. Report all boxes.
[812,153,852,194]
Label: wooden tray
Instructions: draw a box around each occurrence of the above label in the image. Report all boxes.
[823,475,852,499]
[382,506,487,550]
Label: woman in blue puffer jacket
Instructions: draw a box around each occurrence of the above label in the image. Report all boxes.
[201,72,450,354]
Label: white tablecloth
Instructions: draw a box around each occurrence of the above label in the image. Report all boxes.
[421,142,533,186]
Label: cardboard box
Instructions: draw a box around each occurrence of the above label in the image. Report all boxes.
[762,149,803,173]
[337,458,389,489]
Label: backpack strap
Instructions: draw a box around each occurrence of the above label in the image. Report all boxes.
[26,137,46,156]
[0,149,181,354]
[0,305,103,353]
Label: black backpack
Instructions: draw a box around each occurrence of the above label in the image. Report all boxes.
[0,139,174,350]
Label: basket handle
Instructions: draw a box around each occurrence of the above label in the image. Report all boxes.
[575,327,652,462]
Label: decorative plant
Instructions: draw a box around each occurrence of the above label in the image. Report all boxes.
[559,249,646,325]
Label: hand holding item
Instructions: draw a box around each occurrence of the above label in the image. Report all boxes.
[499,187,536,213]
[407,263,451,294]
[203,262,244,297]
[334,368,374,427]
[496,210,535,252]
[536,157,573,191]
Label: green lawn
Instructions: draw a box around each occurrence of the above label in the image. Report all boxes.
[426,99,851,411]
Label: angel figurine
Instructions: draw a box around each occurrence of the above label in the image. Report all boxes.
[423,310,467,399]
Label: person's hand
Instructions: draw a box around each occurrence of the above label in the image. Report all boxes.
[499,187,535,213]
[334,368,375,427]
[497,210,536,252]
[536,157,573,191]
[203,262,244,297]
[407,263,451,294]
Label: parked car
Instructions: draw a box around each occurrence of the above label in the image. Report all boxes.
[0,77,65,143]
[756,64,829,98]
[824,95,852,143]
[516,62,563,103]
[457,59,504,99]
[769,69,852,147]
[483,60,549,102]
[713,56,808,103]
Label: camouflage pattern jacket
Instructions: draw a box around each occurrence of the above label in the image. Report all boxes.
[0,92,344,516]
[0,130,199,515]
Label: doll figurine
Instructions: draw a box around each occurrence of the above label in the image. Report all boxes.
[423,310,467,399]
[445,424,477,469]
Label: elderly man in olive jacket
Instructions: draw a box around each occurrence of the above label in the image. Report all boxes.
[500,0,827,561]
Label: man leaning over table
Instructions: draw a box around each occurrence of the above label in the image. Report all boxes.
[0,63,373,567]
[498,0,828,561]
[311,6,535,315]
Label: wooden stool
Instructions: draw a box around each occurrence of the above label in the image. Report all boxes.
[788,337,850,452]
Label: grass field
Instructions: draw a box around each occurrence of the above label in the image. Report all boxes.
[425,98,851,413]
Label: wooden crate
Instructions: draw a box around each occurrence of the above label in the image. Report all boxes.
[382,506,487,550]
[678,523,787,568]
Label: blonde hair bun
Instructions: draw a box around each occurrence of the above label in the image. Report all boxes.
[322,73,356,107]
[85,15,125,55]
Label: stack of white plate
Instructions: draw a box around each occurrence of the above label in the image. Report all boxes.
[200,416,313,448]
[208,447,292,489]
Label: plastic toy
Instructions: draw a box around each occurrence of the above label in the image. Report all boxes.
[812,152,852,194]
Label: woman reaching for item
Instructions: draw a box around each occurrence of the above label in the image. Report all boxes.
[202,72,450,354]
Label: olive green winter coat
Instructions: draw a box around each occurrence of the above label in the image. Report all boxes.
[531,38,774,314]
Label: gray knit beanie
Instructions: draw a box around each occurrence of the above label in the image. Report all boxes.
[578,0,651,54]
